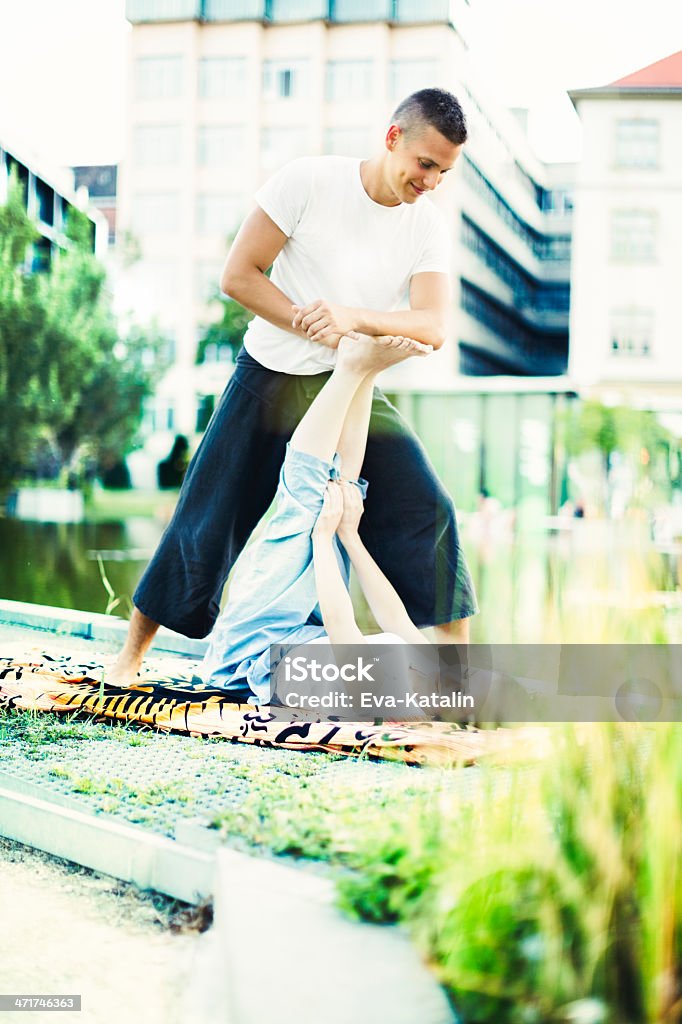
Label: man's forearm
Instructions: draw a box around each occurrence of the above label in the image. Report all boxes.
[351,308,446,349]
[223,267,309,339]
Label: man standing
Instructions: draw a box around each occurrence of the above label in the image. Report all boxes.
[110,88,478,684]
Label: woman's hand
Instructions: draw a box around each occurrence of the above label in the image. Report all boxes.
[337,480,364,540]
[312,481,344,541]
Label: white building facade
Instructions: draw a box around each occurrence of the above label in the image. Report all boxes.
[569,51,682,408]
[120,0,574,443]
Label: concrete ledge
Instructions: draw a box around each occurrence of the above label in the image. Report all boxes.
[215,848,458,1024]
[0,771,458,1023]
[0,599,208,658]
[0,773,214,904]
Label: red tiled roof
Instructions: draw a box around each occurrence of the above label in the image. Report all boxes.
[611,50,682,88]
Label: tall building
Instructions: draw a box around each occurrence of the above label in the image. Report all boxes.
[120,0,574,441]
[0,132,107,270]
[73,166,118,246]
[569,50,682,408]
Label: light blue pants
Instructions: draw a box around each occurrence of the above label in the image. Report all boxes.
[200,444,367,704]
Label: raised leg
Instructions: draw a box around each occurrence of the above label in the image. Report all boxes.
[289,334,430,466]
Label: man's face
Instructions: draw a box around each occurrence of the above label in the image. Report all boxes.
[385,123,463,204]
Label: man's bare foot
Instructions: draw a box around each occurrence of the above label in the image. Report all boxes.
[336,332,433,374]
[106,607,160,686]
[106,655,144,687]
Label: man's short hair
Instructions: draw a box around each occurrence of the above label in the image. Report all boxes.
[391,88,468,146]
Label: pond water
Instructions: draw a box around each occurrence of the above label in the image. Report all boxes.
[1,514,680,645]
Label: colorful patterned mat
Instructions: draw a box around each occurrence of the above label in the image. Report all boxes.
[0,646,549,767]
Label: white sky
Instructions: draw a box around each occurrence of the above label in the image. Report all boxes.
[0,0,681,168]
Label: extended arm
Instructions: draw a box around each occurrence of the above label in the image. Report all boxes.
[292,272,451,350]
[337,483,425,645]
[221,206,335,344]
[312,484,365,646]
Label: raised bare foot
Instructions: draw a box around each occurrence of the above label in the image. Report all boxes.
[336,332,433,374]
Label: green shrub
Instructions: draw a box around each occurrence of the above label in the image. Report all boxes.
[337,725,682,1023]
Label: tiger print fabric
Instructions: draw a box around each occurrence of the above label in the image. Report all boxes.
[0,646,542,767]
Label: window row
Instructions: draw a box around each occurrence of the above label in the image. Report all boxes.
[134,124,245,165]
[462,157,572,262]
[132,193,243,235]
[132,123,371,168]
[135,54,436,102]
[460,279,568,370]
[127,0,452,25]
[461,216,570,314]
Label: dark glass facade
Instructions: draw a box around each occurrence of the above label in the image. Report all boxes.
[460,281,568,376]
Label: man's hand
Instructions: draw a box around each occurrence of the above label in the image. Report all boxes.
[312,482,344,542]
[292,300,357,345]
[337,480,364,541]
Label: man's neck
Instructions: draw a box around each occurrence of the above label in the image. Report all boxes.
[360,156,401,208]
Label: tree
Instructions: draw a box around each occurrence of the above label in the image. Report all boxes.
[560,400,674,512]
[0,179,166,497]
[0,178,49,494]
[196,289,254,365]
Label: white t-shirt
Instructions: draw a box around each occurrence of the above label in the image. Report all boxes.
[242,155,451,374]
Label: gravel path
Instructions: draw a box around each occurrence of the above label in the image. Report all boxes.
[0,838,206,1024]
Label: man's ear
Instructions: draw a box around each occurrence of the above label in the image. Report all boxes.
[385,124,402,151]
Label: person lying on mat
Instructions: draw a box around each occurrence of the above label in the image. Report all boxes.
[199,332,435,705]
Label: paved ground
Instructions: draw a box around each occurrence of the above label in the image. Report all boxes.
[0,837,205,1024]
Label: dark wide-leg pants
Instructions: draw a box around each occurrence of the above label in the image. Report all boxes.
[133,347,478,638]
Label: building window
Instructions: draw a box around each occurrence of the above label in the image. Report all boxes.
[203,0,266,18]
[195,261,224,302]
[201,343,233,364]
[389,59,437,101]
[334,0,392,19]
[35,177,55,225]
[132,193,181,233]
[141,396,175,433]
[270,0,327,19]
[323,127,371,157]
[261,126,308,171]
[610,309,654,358]
[615,119,659,170]
[541,188,574,216]
[198,57,247,99]
[196,194,242,237]
[32,237,53,274]
[127,0,200,20]
[134,125,182,165]
[196,394,216,433]
[197,125,244,166]
[394,0,450,21]
[611,210,657,263]
[134,56,183,99]
[325,60,373,102]
[263,60,307,100]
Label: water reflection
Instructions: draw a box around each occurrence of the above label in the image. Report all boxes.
[0,516,680,644]
[0,518,161,616]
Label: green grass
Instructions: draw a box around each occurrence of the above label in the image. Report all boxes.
[85,487,177,522]
[210,755,439,862]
